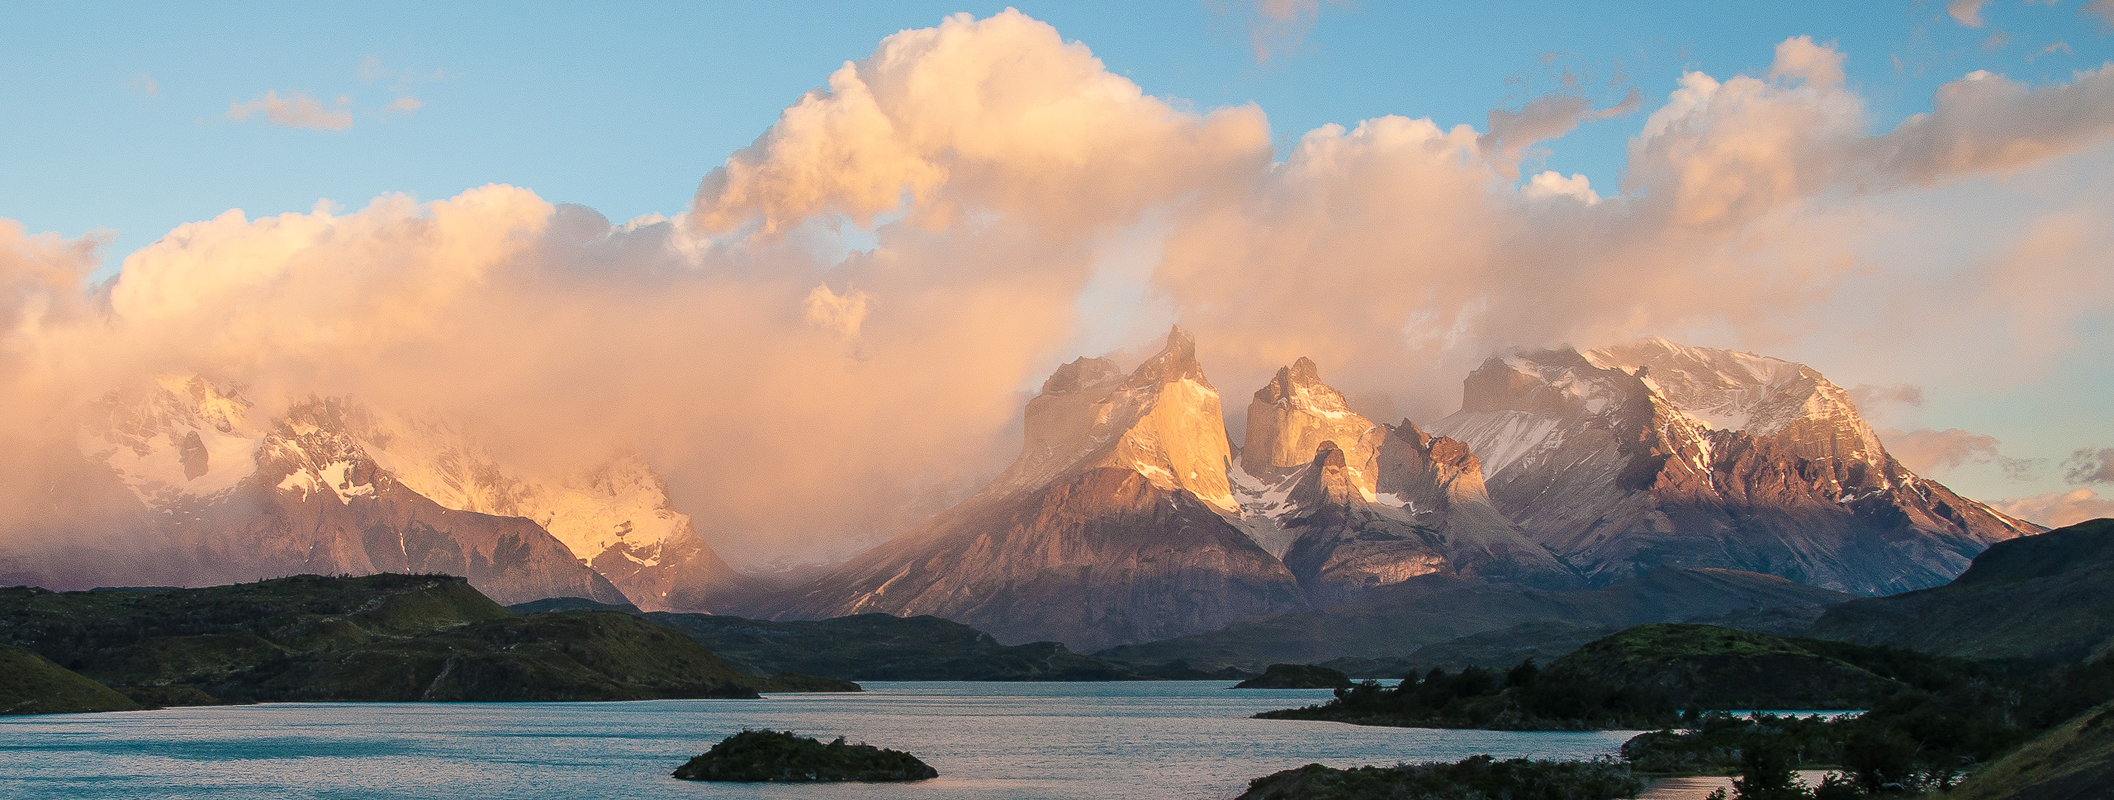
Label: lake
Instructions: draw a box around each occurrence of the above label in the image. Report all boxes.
[1,681,1643,799]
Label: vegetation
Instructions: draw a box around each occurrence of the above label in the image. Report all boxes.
[0,574,854,707]
[1235,664,1353,689]
[671,729,937,783]
[1258,659,1678,731]
[0,645,140,715]
[514,602,1246,681]
[1257,624,2012,731]
[1946,699,2114,800]
[1809,518,2114,664]
[1622,656,2114,795]
[1236,755,1642,800]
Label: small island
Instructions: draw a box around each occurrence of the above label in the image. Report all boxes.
[1233,663,1353,689]
[672,729,938,783]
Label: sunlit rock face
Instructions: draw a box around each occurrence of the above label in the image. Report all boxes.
[1429,339,2041,595]
[1276,441,1451,606]
[356,418,759,612]
[993,327,1237,515]
[781,327,1306,652]
[1241,358,1384,492]
[1233,357,1577,602]
[53,379,630,606]
[1373,421,1579,588]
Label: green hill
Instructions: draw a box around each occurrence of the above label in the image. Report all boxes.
[511,600,1239,681]
[0,645,139,715]
[0,574,834,706]
[1948,700,2114,800]
[1809,518,2114,664]
[1257,624,1983,730]
[1546,623,1911,709]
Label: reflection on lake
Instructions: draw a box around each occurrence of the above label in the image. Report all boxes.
[2,681,1643,799]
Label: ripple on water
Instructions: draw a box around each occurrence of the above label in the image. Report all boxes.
[0,682,1643,800]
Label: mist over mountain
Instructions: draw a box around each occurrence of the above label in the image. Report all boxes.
[1,11,2107,574]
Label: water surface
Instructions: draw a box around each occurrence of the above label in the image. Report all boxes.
[2,681,1641,799]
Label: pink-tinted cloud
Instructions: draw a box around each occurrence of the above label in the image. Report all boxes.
[1995,488,2114,528]
[4,17,2114,566]
[227,90,353,131]
[1881,427,2037,479]
[1948,0,1991,28]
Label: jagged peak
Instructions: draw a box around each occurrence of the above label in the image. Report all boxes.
[1040,356,1123,396]
[1254,356,1354,413]
[1286,439,1358,510]
[1123,325,1210,389]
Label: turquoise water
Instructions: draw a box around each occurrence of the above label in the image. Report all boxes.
[1,681,1640,799]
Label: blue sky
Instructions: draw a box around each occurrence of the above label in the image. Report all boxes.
[4,2,2113,539]
[6,1,2107,261]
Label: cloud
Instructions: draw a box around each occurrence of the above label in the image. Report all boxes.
[689,10,1271,238]
[6,17,2114,567]
[2029,42,2074,63]
[803,283,873,340]
[1480,89,1640,179]
[1880,427,2037,478]
[227,90,354,131]
[1850,384,1925,410]
[126,74,158,98]
[1223,0,1336,63]
[1770,35,1847,88]
[2067,448,2114,483]
[1948,0,1990,28]
[2088,0,2114,29]
[1994,488,2114,528]
[385,97,424,117]
[1521,171,1599,203]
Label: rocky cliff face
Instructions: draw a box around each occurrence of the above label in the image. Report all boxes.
[781,328,1307,651]
[1233,358,1577,597]
[1427,339,2039,594]
[356,417,759,612]
[1241,358,1385,491]
[1373,421,1579,587]
[56,379,628,606]
[1275,442,1452,606]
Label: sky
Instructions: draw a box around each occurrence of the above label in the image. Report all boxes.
[3,1,2113,565]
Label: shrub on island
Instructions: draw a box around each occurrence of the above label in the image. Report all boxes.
[671,729,937,783]
[1238,755,1641,800]
[1234,663,1353,689]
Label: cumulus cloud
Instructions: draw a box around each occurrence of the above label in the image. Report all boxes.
[227,90,354,131]
[386,97,423,116]
[1995,488,2114,528]
[803,283,873,340]
[1948,0,1990,28]
[2068,448,2114,483]
[5,14,2114,566]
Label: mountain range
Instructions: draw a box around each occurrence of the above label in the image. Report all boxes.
[0,330,2043,653]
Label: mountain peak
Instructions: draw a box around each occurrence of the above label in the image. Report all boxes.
[1240,356,1378,489]
[1125,325,1209,387]
[1041,357,1123,396]
[1285,440,1357,510]
[995,327,1236,513]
